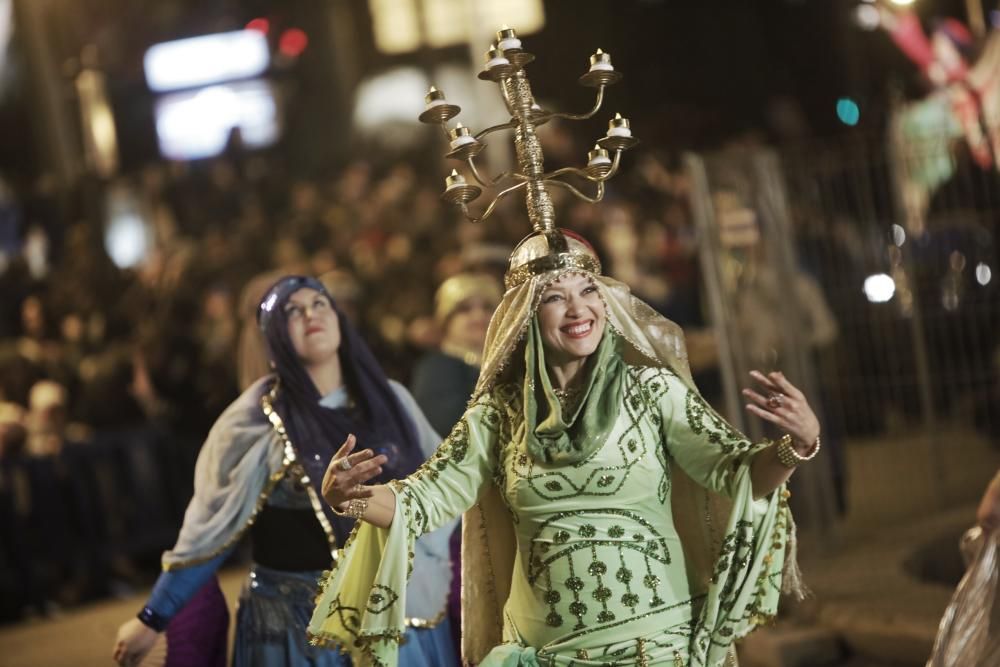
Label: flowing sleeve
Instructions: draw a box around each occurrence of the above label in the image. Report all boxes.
[659,368,767,499]
[388,379,460,621]
[656,368,793,665]
[162,378,284,569]
[308,395,500,666]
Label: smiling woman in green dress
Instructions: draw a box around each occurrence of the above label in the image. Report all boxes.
[310,229,819,667]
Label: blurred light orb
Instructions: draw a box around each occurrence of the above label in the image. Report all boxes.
[279,28,308,58]
[855,5,881,30]
[891,223,906,246]
[976,262,992,286]
[864,273,896,303]
[836,98,861,126]
[352,66,428,147]
[890,0,915,5]
[105,212,148,269]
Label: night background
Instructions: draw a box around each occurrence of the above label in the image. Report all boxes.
[1,1,999,666]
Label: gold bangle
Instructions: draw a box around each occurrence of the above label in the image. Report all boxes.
[775,433,821,468]
[331,485,370,519]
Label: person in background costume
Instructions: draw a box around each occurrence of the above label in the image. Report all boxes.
[410,272,502,654]
[113,276,458,667]
[411,273,502,435]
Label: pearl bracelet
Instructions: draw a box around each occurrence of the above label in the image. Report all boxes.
[775,433,821,469]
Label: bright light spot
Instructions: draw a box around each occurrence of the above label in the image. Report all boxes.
[855,5,881,30]
[155,80,279,160]
[144,31,270,93]
[261,292,278,313]
[105,214,147,268]
[891,224,906,246]
[279,28,308,58]
[890,0,915,5]
[837,98,860,126]
[368,0,544,54]
[0,0,12,55]
[864,273,896,303]
[976,262,992,285]
[104,187,149,269]
[246,18,269,34]
[353,67,429,130]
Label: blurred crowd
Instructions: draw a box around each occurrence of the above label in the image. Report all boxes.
[0,125,715,620]
[2,112,1000,622]
[0,124,716,461]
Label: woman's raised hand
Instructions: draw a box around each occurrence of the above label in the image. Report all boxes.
[742,370,821,452]
[321,434,388,509]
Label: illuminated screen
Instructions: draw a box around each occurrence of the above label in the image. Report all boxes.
[144,30,270,92]
[154,79,279,160]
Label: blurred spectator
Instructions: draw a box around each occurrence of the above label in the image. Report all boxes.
[410,273,501,436]
[25,380,69,457]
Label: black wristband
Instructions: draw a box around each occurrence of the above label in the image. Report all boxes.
[137,605,169,632]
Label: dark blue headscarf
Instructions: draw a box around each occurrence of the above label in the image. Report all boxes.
[257,275,423,542]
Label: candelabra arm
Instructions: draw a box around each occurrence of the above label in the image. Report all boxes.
[467,158,525,188]
[475,120,516,141]
[543,166,593,181]
[532,86,605,123]
[458,180,529,223]
[546,178,606,204]
[543,151,622,183]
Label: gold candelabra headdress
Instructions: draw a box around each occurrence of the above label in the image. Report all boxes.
[418,26,639,235]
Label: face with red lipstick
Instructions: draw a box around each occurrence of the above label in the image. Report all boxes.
[537,273,606,366]
[284,287,341,367]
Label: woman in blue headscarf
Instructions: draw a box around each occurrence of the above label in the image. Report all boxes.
[113,275,457,667]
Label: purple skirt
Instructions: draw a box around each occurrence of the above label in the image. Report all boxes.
[165,577,229,667]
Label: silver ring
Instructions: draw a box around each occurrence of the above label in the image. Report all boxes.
[338,458,352,471]
[767,393,785,409]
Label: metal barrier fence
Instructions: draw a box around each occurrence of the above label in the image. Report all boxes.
[685,135,1000,537]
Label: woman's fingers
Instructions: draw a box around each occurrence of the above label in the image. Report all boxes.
[345,448,377,467]
[347,456,387,483]
[742,387,785,411]
[746,403,792,430]
[333,433,357,460]
[767,371,804,400]
[749,370,781,393]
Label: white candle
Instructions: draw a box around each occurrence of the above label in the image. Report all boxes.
[589,49,614,72]
[449,124,476,149]
[607,113,632,138]
[484,45,510,70]
[496,26,521,51]
[588,145,611,167]
[425,86,447,108]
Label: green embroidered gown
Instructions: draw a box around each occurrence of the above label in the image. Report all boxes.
[309,358,790,667]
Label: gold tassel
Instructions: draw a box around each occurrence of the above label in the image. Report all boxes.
[781,510,811,600]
